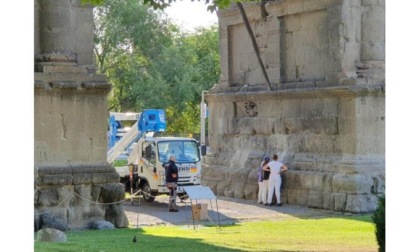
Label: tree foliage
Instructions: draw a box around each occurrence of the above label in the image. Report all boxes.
[372,196,385,252]
[94,0,220,135]
[84,0,250,12]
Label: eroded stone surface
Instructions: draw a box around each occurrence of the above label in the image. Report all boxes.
[34,0,127,230]
[203,0,385,213]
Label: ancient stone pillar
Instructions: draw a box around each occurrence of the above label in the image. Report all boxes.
[203,0,385,213]
[34,0,128,230]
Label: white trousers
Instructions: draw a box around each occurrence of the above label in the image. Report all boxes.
[258,181,263,203]
[261,180,269,204]
[267,174,282,204]
[258,181,269,203]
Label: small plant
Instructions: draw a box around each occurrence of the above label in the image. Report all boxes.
[372,195,385,252]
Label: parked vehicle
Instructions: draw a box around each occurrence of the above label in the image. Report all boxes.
[107,109,206,202]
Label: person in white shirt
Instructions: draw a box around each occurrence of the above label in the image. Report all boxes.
[263,154,288,206]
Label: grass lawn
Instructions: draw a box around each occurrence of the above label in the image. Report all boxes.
[34,215,377,252]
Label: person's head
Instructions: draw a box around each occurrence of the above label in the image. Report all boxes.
[272,154,278,160]
[264,156,270,162]
[170,155,176,162]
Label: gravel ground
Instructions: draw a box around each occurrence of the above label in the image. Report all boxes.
[122,194,347,228]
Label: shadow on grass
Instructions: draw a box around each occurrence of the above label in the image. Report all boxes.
[35,228,303,252]
[34,228,244,252]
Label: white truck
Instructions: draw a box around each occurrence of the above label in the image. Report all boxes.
[107,109,205,202]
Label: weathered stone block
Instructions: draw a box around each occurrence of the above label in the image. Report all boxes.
[217,181,228,196]
[265,52,280,66]
[202,155,219,166]
[286,189,309,206]
[302,117,338,135]
[322,98,339,117]
[308,190,323,209]
[284,118,305,134]
[271,118,286,134]
[355,135,383,155]
[71,165,116,174]
[224,183,235,198]
[204,180,218,194]
[247,168,259,184]
[204,166,227,181]
[105,205,129,228]
[35,210,42,231]
[91,185,102,201]
[336,135,357,154]
[332,174,374,194]
[338,97,356,118]
[302,99,323,118]
[301,172,333,192]
[237,118,254,135]
[362,0,379,6]
[226,118,239,135]
[36,187,73,208]
[338,118,356,135]
[356,96,385,117]
[372,175,385,194]
[99,183,125,203]
[283,171,302,189]
[40,213,68,231]
[73,185,93,206]
[267,135,288,150]
[66,206,105,230]
[234,183,246,199]
[90,220,115,230]
[253,118,274,135]
[333,193,347,211]
[92,173,120,184]
[201,164,214,178]
[73,173,92,184]
[281,99,303,118]
[244,184,258,200]
[322,192,334,210]
[281,189,288,203]
[361,3,385,61]
[345,194,378,213]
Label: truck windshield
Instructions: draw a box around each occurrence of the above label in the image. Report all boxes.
[157,140,200,163]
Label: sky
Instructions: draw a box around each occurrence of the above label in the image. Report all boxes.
[1,1,420,251]
[163,1,218,32]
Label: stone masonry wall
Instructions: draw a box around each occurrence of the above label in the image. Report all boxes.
[203,0,385,213]
[34,0,128,229]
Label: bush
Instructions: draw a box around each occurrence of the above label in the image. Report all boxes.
[372,195,385,252]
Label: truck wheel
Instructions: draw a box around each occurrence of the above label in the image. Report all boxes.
[142,182,155,203]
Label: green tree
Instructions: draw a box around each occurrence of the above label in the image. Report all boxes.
[372,196,385,252]
[94,0,174,111]
[93,0,220,134]
[145,25,220,134]
[84,0,241,12]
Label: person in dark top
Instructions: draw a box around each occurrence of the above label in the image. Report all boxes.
[165,155,179,212]
[257,156,270,204]
[262,157,271,206]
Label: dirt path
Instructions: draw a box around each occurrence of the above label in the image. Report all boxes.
[122,195,347,228]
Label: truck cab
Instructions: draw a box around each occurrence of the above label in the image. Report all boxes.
[127,136,202,202]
